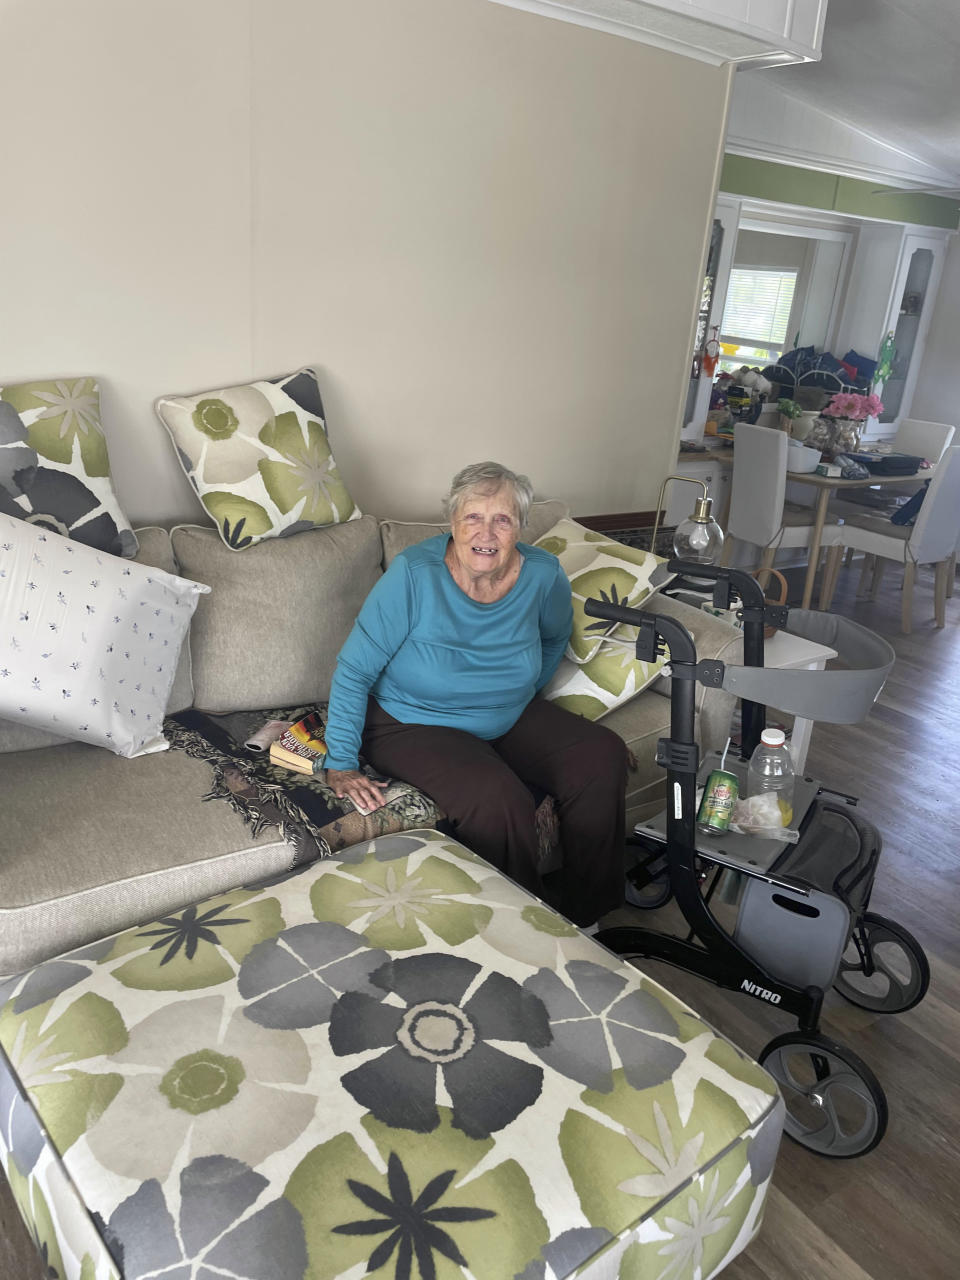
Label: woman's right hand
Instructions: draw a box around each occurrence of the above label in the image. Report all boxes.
[325,768,389,814]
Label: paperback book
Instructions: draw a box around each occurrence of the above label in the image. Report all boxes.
[268,712,327,774]
[264,710,412,816]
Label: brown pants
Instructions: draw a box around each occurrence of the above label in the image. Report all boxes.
[361,697,628,927]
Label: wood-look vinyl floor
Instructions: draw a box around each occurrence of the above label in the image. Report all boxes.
[1,557,958,1279]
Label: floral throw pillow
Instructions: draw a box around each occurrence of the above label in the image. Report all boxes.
[541,631,669,720]
[535,518,673,663]
[0,377,138,557]
[155,366,361,550]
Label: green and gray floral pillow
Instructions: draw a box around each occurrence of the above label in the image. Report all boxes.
[0,377,138,557]
[541,631,669,720]
[155,367,360,550]
[534,517,673,663]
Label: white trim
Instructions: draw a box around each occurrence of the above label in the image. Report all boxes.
[725,138,960,196]
[739,216,852,244]
[484,0,725,63]
[723,191,957,237]
[484,0,820,67]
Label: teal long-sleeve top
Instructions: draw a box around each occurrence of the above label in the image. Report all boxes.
[324,534,573,771]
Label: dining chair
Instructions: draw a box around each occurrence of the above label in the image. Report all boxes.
[829,417,955,537]
[820,445,960,633]
[894,420,957,595]
[720,422,842,605]
[893,418,955,463]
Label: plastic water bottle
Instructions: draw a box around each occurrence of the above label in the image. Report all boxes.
[747,728,795,827]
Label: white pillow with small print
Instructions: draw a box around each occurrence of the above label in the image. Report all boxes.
[0,514,209,757]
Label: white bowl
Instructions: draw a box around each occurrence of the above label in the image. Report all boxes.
[786,445,822,474]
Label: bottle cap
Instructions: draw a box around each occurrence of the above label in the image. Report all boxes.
[760,728,786,747]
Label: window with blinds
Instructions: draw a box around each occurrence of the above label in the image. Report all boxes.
[720,268,797,353]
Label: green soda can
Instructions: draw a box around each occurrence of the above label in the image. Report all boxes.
[697,769,739,836]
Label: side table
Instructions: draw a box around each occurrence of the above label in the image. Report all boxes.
[761,629,838,772]
[665,588,837,773]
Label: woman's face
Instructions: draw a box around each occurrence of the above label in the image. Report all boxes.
[449,486,520,578]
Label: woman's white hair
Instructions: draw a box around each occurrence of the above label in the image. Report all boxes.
[443,462,534,527]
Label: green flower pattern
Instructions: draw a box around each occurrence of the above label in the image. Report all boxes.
[0,830,781,1279]
[534,518,671,664]
[258,410,355,524]
[155,368,361,550]
[2,378,108,475]
[311,850,493,950]
[535,518,673,719]
[192,397,239,440]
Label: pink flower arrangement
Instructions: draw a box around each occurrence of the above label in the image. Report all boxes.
[824,391,884,421]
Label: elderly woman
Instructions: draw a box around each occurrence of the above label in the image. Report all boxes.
[324,461,627,928]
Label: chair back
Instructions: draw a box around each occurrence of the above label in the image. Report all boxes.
[909,446,960,564]
[728,423,788,547]
[894,418,955,463]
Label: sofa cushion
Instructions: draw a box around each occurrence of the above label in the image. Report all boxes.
[0,375,138,558]
[155,366,360,550]
[0,828,783,1278]
[0,740,293,977]
[133,527,196,714]
[0,526,196,754]
[600,691,674,828]
[379,499,569,567]
[0,513,208,758]
[171,517,383,713]
[534,518,673,663]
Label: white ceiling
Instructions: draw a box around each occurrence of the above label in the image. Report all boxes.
[750,0,960,192]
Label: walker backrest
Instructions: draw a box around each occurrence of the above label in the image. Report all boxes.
[894,418,955,463]
[728,423,788,547]
[909,446,960,564]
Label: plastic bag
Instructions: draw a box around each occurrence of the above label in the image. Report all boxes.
[730,792,800,843]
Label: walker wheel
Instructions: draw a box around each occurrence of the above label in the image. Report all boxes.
[625,869,672,911]
[759,1032,887,1158]
[625,837,672,910]
[834,913,930,1014]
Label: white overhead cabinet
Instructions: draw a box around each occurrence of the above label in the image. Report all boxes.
[486,0,827,66]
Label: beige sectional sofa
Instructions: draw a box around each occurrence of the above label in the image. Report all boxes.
[0,501,743,978]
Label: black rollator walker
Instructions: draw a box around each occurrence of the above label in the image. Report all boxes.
[589,564,929,1159]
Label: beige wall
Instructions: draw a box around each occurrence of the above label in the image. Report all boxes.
[0,0,732,524]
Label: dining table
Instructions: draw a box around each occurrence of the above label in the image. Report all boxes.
[788,461,938,609]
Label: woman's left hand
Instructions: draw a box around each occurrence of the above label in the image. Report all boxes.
[326,768,389,814]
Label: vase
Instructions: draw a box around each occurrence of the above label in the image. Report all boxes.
[805,415,837,454]
[805,415,862,457]
[833,417,863,453]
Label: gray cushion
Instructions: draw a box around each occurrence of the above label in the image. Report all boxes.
[379,499,569,567]
[0,740,291,976]
[171,516,383,713]
[0,525,194,753]
[133,526,195,714]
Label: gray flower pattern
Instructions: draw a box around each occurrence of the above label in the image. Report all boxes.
[524,960,684,1092]
[102,1155,307,1280]
[238,922,389,1028]
[329,953,551,1138]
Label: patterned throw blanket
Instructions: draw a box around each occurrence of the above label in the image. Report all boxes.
[165,704,446,866]
[165,703,560,868]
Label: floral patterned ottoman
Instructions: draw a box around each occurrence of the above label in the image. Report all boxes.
[0,829,783,1280]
